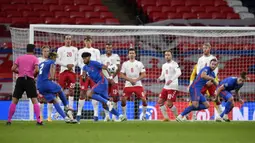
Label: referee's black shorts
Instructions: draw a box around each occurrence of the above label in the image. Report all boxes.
[13,77,37,99]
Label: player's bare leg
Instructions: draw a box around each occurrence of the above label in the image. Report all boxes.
[76,90,86,123]
[121,96,128,120]
[158,98,169,121]
[167,100,178,118]
[141,97,147,121]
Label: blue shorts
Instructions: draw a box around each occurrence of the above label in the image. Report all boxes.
[37,80,62,102]
[92,78,109,100]
[189,87,207,103]
[219,90,232,101]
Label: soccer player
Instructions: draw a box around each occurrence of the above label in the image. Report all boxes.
[120,48,147,121]
[157,50,181,121]
[214,72,246,122]
[77,36,101,122]
[191,43,222,120]
[37,52,77,123]
[56,35,78,109]
[100,42,121,121]
[81,52,124,122]
[37,45,54,122]
[7,44,42,125]
[176,59,218,122]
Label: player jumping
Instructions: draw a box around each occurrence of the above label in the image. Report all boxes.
[215,72,246,122]
[120,48,147,121]
[157,50,181,121]
[176,59,218,122]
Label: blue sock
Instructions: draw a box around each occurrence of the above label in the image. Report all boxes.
[104,106,120,116]
[197,104,207,110]
[220,101,232,118]
[181,106,195,116]
[92,94,108,104]
[58,91,68,106]
[53,103,66,118]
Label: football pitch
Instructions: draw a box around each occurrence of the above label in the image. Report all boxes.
[0,121,254,143]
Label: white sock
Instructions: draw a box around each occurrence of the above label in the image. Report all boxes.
[192,111,197,120]
[104,109,110,117]
[112,102,117,120]
[216,105,223,115]
[122,105,127,117]
[77,99,85,116]
[92,99,98,117]
[170,105,178,117]
[142,106,147,117]
[47,103,53,118]
[39,103,44,117]
[160,105,169,119]
[68,96,74,109]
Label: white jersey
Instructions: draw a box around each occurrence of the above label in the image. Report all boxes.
[77,47,101,74]
[56,46,78,73]
[121,60,146,87]
[38,57,47,64]
[197,54,218,75]
[100,54,120,83]
[158,61,181,90]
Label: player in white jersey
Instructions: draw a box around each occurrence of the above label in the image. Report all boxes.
[157,50,181,121]
[100,42,121,121]
[56,35,78,110]
[76,36,101,122]
[120,48,147,121]
[37,45,54,122]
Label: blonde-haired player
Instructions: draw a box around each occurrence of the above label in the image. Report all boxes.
[157,50,181,121]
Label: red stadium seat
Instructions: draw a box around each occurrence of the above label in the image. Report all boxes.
[227,13,240,19]
[40,11,54,17]
[43,0,58,5]
[150,12,166,22]
[23,11,40,17]
[11,0,26,4]
[79,5,94,12]
[0,17,11,24]
[140,0,155,8]
[28,18,44,24]
[185,1,200,6]
[212,12,226,19]
[100,12,113,18]
[170,0,185,7]
[49,5,64,12]
[88,0,102,6]
[205,6,219,13]
[33,5,49,11]
[90,18,105,25]
[44,17,59,24]
[161,6,176,13]
[27,0,42,4]
[59,0,74,5]
[197,13,212,19]
[55,12,70,18]
[64,5,79,12]
[61,18,76,24]
[156,0,169,7]
[74,0,88,5]
[0,0,10,4]
[167,13,183,19]
[220,7,234,13]
[146,6,161,15]
[11,17,28,25]
[176,6,191,13]
[1,5,17,11]
[182,13,197,19]
[200,0,214,6]
[191,6,205,13]
[105,18,120,25]
[0,12,6,17]
[17,5,32,11]
[76,18,91,24]
[70,12,84,18]
[94,6,109,12]
[214,0,227,7]
[7,11,22,18]
[85,12,100,18]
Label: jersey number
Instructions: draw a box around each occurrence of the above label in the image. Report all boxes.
[67,52,72,57]
[131,67,134,73]
[39,63,44,75]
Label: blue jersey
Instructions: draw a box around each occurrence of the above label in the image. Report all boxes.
[191,66,216,90]
[37,59,55,86]
[219,77,243,92]
[83,60,105,83]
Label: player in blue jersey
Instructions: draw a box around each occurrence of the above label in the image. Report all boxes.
[37,52,77,124]
[214,72,246,122]
[176,59,218,122]
[77,52,124,122]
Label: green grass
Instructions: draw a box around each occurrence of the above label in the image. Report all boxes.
[0,121,255,143]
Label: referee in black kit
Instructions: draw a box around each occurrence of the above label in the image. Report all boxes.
[6,44,43,125]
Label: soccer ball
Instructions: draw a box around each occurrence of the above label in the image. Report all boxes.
[107,64,117,73]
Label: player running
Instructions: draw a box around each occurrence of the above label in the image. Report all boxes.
[56,35,78,109]
[215,72,246,122]
[157,50,181,121]
[81,52,125,123]
[37,45,54,122]
[120,48,147,121]
[77,36,101,122]
[176,59,218,122]
[37,52,77,123]
[100,42,121,121]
